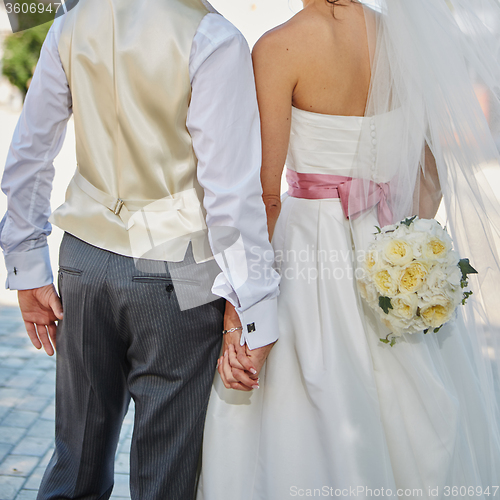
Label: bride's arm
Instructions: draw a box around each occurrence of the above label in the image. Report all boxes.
[252,30,298,241]
[417,143,442,219]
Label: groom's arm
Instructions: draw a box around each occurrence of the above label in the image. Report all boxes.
[187,14,281,351]
[0,18,72,354]
[0,17,72,291]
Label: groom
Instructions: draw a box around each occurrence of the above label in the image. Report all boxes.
[0,0,280,498]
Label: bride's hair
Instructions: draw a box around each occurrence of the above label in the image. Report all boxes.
[325,0,355,15]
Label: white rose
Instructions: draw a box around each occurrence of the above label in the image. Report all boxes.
[373,267,401,297]
[391,293,418,320]
[406,236,424,259]
[419,294,455,329]
[363,248,383,273]
[426,266,447,290]
[445,249,460,267]
[382,239,414,267]
[422,235,451,263]
[446,286,463,307]
[392,224,410,238]
[399,261,428,293]
[357,278,378,306]
[446,265,462,288]
[380,309,419,335]
[412,218,439,234]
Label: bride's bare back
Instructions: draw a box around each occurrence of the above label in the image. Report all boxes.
[253,0,376,237]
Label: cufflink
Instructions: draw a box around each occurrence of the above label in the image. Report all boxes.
[247,323,256,333]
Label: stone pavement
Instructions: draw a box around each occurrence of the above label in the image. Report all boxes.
[0,306,133,500]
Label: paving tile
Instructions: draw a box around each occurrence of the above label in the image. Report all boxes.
[0,368,16,386]
[33,384,55,398]
[21,466,44,490]
[0,475,25,500]
[25,419,54,439]
[0,455,39,477]
[0,348,15,359]
[118,424,132,444]
[42,371,55,384]
[25,358,55,371]
[15,490,38,500]
[39,404,55,421]
[0,358,28,369]
[39,448,53,468]
[0,405,11,421]
[16,396,51,413]
[0,443,12,462]
[1,411,38,429]
[114,453,130,474]
[7,349,39,360]
[118,438,132,454]
[0,389,22,411]
[4,371,45,390]
[0,426,25,445]
[112,473,130,498]
[122,412,135,427]
[12,437,53,457]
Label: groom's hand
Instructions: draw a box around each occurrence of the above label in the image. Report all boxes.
[18,284,63,356]
[217,302,260,391]
[240,342,275,379]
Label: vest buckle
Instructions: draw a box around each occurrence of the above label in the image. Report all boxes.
[112,199,125,216]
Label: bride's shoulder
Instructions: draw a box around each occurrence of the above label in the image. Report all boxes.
[252,11,324,65]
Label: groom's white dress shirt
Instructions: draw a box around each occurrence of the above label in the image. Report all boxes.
[0,12,281,349]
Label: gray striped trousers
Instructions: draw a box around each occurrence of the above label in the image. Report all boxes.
[37,233,224,500]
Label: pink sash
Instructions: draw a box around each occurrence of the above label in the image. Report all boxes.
[286,169,392,227]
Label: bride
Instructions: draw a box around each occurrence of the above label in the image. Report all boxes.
[197,0,500,497]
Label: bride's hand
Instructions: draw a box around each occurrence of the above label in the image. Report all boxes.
[223,342,276,391]
[217,302,260,391]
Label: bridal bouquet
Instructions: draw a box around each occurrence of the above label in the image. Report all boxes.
[357,216,477,346]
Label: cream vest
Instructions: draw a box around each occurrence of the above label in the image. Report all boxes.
[50,0,213,262]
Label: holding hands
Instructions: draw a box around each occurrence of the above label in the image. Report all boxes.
[217,301,275,392]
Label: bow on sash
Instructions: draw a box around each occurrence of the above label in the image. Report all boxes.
[286,169,393,228]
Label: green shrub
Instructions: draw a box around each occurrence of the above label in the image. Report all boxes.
[2,20,53,98]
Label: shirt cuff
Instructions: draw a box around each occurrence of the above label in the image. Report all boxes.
[4,246,53,290]
[237,296,279,350]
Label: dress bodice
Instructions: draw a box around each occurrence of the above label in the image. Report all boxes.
[286,106,404,184]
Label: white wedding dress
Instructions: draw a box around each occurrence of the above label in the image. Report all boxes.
[197,106,500,500]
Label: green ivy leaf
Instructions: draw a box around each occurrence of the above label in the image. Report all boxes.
[462,290,473,305]
[401,215,417,227]
[390,337,397,347]
[459,259,478,281]
[379,296,393,314]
